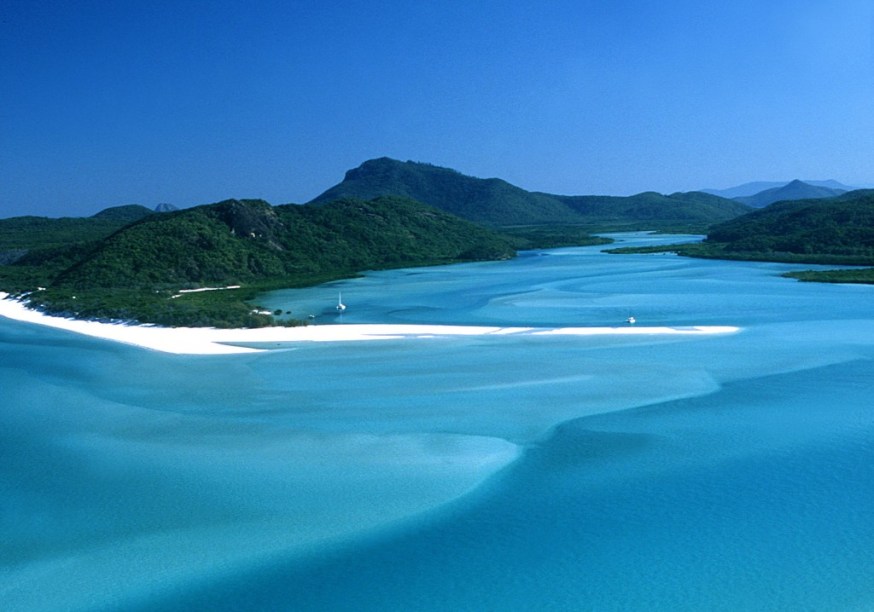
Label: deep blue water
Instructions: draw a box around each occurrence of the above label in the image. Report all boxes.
[3,233,874,610]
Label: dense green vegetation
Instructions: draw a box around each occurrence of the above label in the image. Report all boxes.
[783,268,874,284]
[311,157,749,231]
[5,161,867,329]
[550,190,752,231]
[705,190,874,261]
[498,226,612,250]
[310,157,585,226]
[0,204,153,262]
[0,205,158,290]
[607,190,874,283]
[2,196,515,327]
[50,196,513,290]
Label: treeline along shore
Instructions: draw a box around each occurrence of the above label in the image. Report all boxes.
[1,158,872,328]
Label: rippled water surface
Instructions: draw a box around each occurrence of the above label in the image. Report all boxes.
[3,234,874,611]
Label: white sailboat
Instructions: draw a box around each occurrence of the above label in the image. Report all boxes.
[336,292,346,312]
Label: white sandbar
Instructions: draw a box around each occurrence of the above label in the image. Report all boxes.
[0,292,739,355]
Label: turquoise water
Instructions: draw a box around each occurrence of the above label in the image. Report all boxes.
[3,233,874,610]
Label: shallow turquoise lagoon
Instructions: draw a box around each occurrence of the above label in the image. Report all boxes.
[3,234,874,610]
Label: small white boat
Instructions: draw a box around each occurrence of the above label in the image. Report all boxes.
[336,292,346,312]
[626,316,636,324]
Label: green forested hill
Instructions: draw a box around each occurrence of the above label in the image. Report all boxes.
[608,190,874,280]
[53,196,513,290]
[705,190,874,260]
[310,157,748,230]
[1,158,820,325]
[90,204,155,222]
[310,157,584,226]
[0,204,154,262]
[5,196,514,326]
[551,190,751,228]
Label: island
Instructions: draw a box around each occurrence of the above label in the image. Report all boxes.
[3,158,870,331]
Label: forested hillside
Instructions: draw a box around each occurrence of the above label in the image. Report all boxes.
[705,190,874,261]
[608,190,874,282]
[52,196,513,290]
[310,157,584,226]
[551,191,751,228]
[4,196,514,326]
[311,157,749,230]
[0,204,154,264]
[5,157,858,326]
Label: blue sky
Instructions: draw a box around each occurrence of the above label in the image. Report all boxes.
[2,0,872,217]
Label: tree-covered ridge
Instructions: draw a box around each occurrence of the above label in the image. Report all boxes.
[608,190,874,282]
[51,196,514,290]
[52,200,283,289]
[310,157,749,230]
[310,157,584,226]
[705,190,874,261]
[0,204,154,261]
[6,158,862,324]
[550,190,751,227]
[89,204,155,222]
[3,196,515,326]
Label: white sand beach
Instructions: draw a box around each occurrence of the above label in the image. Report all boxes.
[0,292,739,355]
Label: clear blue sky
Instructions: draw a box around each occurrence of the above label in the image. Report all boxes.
[2,0,872,217]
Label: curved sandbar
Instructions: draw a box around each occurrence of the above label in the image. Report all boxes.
[0,293,739,355]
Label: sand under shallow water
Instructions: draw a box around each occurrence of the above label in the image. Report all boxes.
[3,234,874,610]
[0,291,738,354]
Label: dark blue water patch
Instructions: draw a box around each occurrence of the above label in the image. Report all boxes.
[138,359,874,611]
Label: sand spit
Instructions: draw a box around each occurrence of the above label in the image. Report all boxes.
[0,292,739,355]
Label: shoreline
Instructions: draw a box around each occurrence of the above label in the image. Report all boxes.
[0,292,740,355]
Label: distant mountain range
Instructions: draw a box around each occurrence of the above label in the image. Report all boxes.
[733,180,848,208]
[702,179,857,203]
[310,158,583,226]
[311,157,749,229]
[3,158,873,325]
[613,189,874,270]
[0,158,753,327]
[707,189,874,257]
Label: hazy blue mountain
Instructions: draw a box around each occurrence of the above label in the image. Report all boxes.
[809,179,858,191]
[735,180,846,208]
[703,179,856,200]
[154,203,180,212]
[702,181,790,199]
